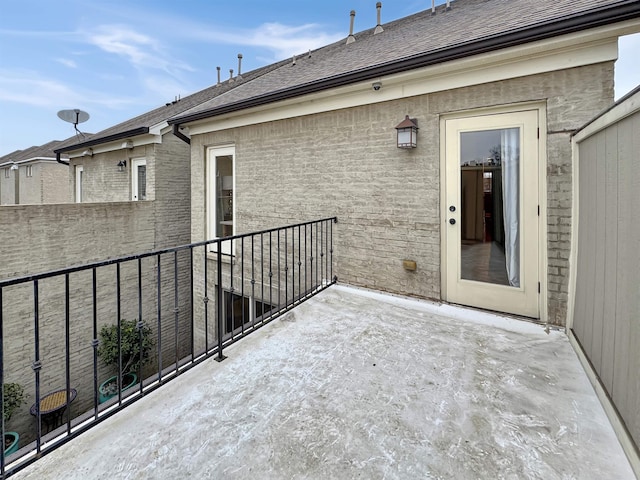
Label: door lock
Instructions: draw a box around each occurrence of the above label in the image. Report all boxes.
[449,206,456,212]
[449,218,456,225]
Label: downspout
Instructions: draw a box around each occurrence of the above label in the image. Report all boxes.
[56,152,70,166]
[172,124,191,145]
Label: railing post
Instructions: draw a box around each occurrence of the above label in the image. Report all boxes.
[215,240,226,362]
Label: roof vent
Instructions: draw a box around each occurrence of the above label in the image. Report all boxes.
[229,69,235,83]
[237,54,243,79]
[446,0,451,10]
[291,54,297,66]
[346,10,356,44]
[431,0,436,15]
[216,66,221,85]
[374,2,384,34]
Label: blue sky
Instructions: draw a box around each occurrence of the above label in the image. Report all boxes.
[0,0,638,156]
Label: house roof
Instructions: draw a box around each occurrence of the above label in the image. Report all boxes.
[53,0,640,153]
[169,0,640,125]
[0,139,70,165]
[54,60,288,154]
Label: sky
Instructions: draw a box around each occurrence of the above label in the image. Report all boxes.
[0,0,638,157]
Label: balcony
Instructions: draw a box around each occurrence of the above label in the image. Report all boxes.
[0,219,635,479]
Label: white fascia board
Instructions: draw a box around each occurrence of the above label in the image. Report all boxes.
[149,121,171,137]
[187,21,638,136]
[65,133,162,158]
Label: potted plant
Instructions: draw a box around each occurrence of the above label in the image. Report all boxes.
[3,382,25,455]
[97,319,153,404]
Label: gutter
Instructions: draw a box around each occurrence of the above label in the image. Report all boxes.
[169,1,640,126]
[172,124,191,145]
[54,127,150,154]
[56,152,69,166]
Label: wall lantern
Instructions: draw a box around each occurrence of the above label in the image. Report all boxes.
[82,148,93,157]
[117,160,127,172]
[9,162,19,171]
[395,115,418,149]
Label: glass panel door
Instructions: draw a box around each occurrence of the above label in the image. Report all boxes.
[459,128,519,287]
[444,110,539,318]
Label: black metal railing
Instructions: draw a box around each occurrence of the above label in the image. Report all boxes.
[0,217,337,478]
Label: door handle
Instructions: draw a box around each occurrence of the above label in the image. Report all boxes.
[449,218,456,225]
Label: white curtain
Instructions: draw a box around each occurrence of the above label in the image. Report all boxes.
[501,128,520,287]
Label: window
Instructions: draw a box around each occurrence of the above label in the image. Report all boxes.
[75,166,83,203]
[26,165,33,177]
[3,168,9,179]
[132,158,147,201]
[222,291,274,335]
[207,146,235,252]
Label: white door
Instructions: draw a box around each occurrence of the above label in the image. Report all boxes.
[132,158,146,201]
[443,110,539,318]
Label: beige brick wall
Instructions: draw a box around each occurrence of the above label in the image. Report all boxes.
[0,130,194,445]
[190,62,614,326]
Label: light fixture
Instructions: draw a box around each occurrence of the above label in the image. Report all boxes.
[82,148,93,157]
[117,160,127,172]
[121,140,134,149]
[9,162,18,171]
[395,115,418,149]
[372,81,382,91]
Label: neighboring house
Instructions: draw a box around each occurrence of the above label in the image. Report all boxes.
[167,0,640,326]
[0,141,70,205]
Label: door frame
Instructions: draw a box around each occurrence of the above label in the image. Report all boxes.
[131,157,147,201]
[439,101,548,322]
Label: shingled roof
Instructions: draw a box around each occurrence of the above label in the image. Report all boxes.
[55,59,288,153]
[169,0,640,125]
[0,139,71,164]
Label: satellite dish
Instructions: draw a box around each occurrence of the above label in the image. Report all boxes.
[57,109,90,125]
[57,108,90,139]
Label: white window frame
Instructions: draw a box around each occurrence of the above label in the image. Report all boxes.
[4,168,10,179]
[206,145,235,254]
[75,165,83,203]
[131,158,147,201]
[26,165,33,177]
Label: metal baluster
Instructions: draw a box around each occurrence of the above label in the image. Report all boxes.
[117,264,122,405]
[285,228,288,309]
[204,246,209,354]
[241,237,245,335]
[216,240,225,362]
[91,269,99,419]
[1,287,5,475]
[189,247,194,361]
[137,259,143,395]
[64,273,71,432]
[156,254,162,383]
[269,231,273,319]
[251,236,255,328]
[174,251,179,374]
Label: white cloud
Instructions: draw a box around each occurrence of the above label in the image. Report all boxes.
[55,58,77,68]
[86,24,194,76]
[167,20,343,61]
[0,69,137,109]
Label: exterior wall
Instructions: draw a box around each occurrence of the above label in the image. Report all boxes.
[16,162,70,205]
[190,62,614,325]
[0,131,193,447]
[69,145,156,203]
[1,167,17,205]
[571,103,640,456]
[40,162,71,204]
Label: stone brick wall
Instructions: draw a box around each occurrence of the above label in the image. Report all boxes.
[190,62,614,326]
[0,129,194,445]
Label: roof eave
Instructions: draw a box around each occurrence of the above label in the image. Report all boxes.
[54,127,150,154]
[170,1,640,126]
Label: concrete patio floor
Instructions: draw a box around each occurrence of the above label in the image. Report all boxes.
[12,285,634,479]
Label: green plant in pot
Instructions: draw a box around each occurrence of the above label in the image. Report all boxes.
[3,382,25,455]
[97,319,153,404]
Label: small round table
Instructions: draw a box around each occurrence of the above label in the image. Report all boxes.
[30,388,77,432]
